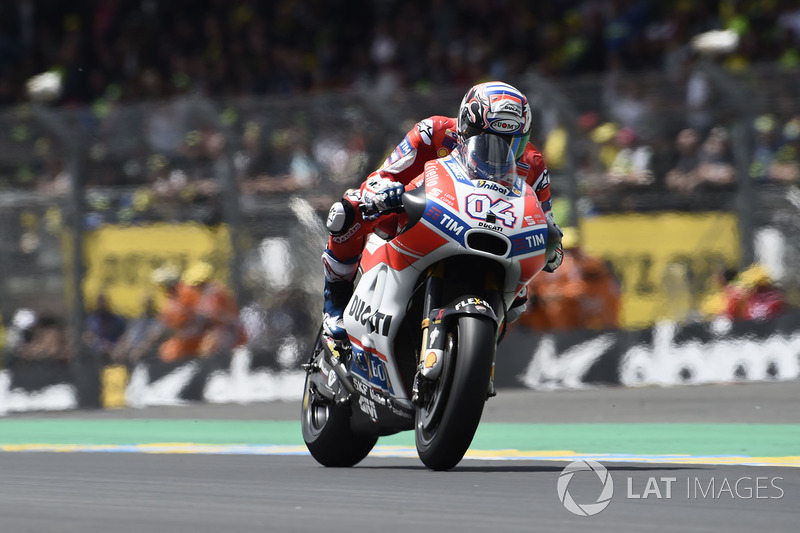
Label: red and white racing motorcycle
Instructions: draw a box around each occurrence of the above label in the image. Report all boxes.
[302,134,558,470]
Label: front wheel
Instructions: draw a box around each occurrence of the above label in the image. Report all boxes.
[301,332,377,467]
[415,315,496,471]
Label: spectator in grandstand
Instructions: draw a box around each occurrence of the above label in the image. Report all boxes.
[697,264,740,321]
[110,294,163,365]
[722,264,787,322]
[665,126,735,194]
[151,264,204,364]
[605,126,655,189]
[767,116,800,184]
[7,311,70,365]
[181,261,247,359]
[750,114,782,181]
[694,126,736,190]
[665,127,702,194]
[518,227,620,332]
[83,293,127,364]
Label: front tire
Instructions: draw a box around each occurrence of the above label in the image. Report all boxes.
[415,315,495,471]
[301,333,377,467]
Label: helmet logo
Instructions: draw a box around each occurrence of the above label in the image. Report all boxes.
[489,118,521,133]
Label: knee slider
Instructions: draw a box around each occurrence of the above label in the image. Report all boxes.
[326,200,355,236]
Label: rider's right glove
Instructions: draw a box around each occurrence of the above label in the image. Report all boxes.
[362,176,404,220]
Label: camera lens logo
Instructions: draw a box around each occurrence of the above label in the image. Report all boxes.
[557,460,614,516]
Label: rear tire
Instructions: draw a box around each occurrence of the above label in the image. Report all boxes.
[415,315,495,471]
[301,332,377,467]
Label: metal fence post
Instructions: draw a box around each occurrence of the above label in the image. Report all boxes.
[32,104,99,408]
[188,97,245,306]
[702,60,755,267]
[521,71,580,229]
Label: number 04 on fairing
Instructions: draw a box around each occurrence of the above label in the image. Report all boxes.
[301,134,558,471]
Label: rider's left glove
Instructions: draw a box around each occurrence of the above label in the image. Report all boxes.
[543,244,563,272]
[507,287,528,324]
[543,222,564,272]
[362,176,404,220]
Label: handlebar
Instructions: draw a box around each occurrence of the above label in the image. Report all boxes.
[359,202,405,220]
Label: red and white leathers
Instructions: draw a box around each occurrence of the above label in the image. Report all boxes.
[322,115,554,285]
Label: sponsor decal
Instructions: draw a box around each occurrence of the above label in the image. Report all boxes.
[358,395,377,418]
[425,204,466,240]
[428,328,440,347]
[442,131,458,151]
[489,118,521,134]
[417,119,434,145]
[332,222,361,243]
[352,377,369,395]
[535,168,550,190]
[424,351,438,369]
[510,228,548,256]
[478,221,504,233]
[455,297,489,311]
[348,294,393,336]
[368,388,387,406]
[476,180,511,195]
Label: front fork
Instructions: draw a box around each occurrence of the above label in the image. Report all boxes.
[411,264,500,406]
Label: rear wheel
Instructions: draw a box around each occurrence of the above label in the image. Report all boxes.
[415,315,495,471]
[301,332,377,467]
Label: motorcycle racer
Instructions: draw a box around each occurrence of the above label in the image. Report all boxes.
[322,81,563,340]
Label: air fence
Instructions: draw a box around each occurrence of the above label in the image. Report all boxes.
[1,65,799,414]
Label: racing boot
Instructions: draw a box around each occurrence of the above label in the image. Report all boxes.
[322,278,353,341]
[321,249,359,342]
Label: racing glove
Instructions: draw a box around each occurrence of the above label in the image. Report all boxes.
[507,287,528,324]
[543,244,563,272]
[543,222,564,272]
[362,176,404,220]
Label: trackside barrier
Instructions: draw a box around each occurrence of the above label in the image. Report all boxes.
[2,310,799,415]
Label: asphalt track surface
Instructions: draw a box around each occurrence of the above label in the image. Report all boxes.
[2,381,799,532]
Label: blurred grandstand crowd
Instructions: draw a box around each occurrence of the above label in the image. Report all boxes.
[1,0,800,370]
[1,0,800,103]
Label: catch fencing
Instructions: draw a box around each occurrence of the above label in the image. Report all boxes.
[1,63,799,408]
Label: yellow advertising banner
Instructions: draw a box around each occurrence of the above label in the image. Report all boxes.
[580,212,740,329]
[82,223,231,317]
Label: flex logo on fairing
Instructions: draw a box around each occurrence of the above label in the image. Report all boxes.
[348,294,393,336]
[455,297,488,311]
[465,194,517,228]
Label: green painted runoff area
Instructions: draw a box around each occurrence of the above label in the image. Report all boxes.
[0,420,798,456]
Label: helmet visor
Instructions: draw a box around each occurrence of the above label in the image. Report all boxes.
[457,134,517,182]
